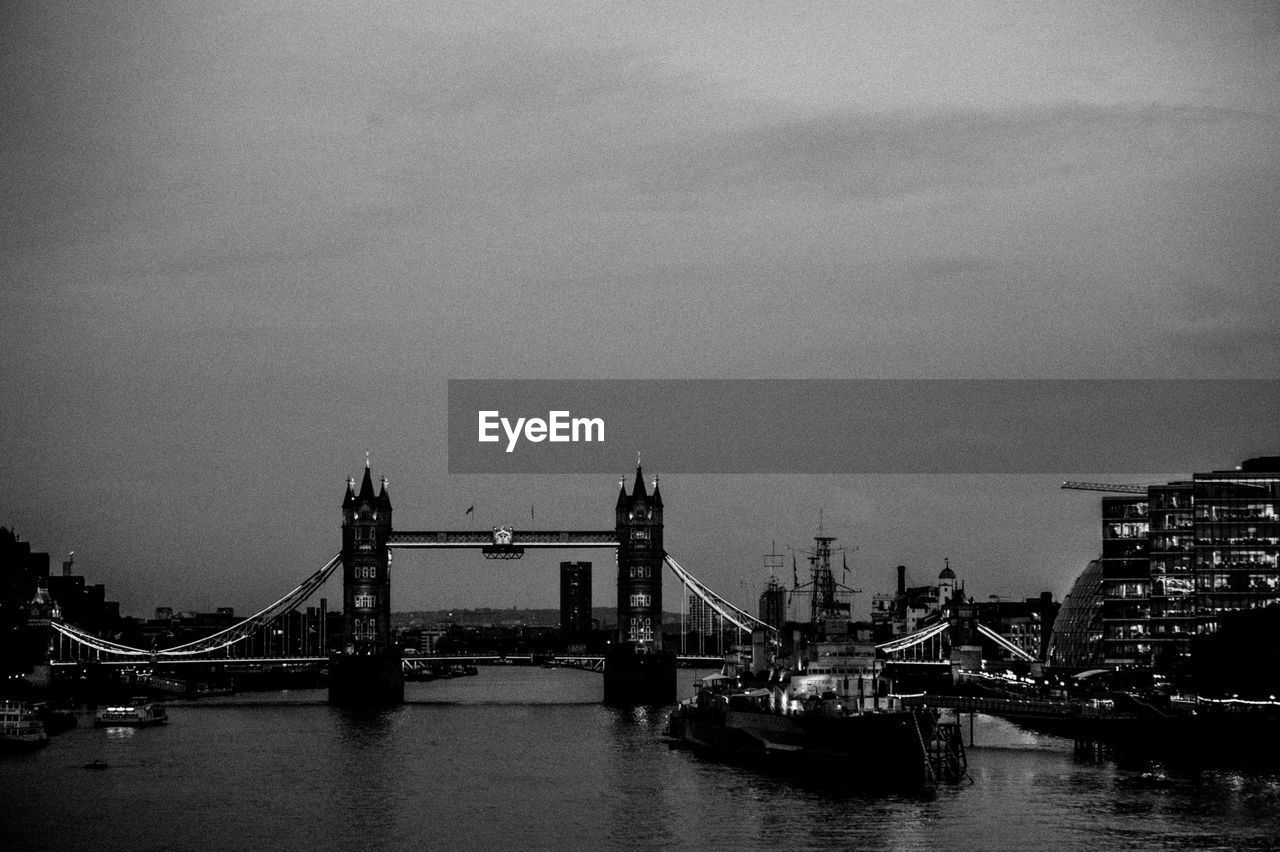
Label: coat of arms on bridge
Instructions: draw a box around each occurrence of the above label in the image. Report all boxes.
[483,525,522,559]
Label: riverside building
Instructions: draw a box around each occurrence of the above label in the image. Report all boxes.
[1055,456,1280,678]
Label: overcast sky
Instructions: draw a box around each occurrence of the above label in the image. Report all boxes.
[2,2,1277,619]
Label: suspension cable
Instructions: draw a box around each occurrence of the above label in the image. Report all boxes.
[50,553,341,659]
[664,554,775,637]
[156,554,341,654]
[876,620,949,654]
[975,622,1036,662]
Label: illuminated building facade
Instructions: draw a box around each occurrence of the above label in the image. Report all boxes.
[1147,482,1195,673]
[1063,456,1280,674]
[1193,459,1280,633]
[1100,495,1150,665]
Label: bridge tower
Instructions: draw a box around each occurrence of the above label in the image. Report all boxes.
[604,464,676,703]
[329,464,404,705]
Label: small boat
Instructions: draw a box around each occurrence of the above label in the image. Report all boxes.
[84,759,110,770]
[94,698,168,728]
[0,700,50,751]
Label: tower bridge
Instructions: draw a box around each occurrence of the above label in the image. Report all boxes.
[331,462,680,704]
[49,463,773,706]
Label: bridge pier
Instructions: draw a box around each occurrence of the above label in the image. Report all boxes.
[603,645,676,704]
[329,655,404,705]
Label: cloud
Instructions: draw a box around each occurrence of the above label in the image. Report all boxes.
[618,102,1279,202]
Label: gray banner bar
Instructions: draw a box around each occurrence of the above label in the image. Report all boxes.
[447,380,1278,474]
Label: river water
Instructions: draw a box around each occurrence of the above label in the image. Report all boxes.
[4,668,1280,851]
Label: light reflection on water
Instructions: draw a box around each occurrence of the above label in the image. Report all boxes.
[3,668,1280,850]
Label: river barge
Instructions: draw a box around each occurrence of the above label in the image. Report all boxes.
[1,700,49,751]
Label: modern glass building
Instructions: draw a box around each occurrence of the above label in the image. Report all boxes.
[1147,482,1195,673]
[1100,495,1150,665]
[1064,456,1280,676]
[1047,558,1106,669]
[1193,458,1280,633]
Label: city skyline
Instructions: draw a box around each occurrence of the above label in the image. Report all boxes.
[3,3,1277,618]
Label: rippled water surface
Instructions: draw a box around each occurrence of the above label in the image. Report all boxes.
[5,668,1280,850]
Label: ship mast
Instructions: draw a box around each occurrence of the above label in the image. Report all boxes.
[793,511,858,638]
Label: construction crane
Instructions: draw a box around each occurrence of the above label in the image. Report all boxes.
[1060,481,1149,494]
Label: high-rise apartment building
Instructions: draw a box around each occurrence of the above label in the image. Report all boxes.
[758,577,787,629]
[689,594,716,637]
[559,562,592,636]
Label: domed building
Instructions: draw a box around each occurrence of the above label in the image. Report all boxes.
[937,561,956,609]
[1046,558,1106,670]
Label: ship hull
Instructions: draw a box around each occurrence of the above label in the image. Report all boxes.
[667,705,936,788]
